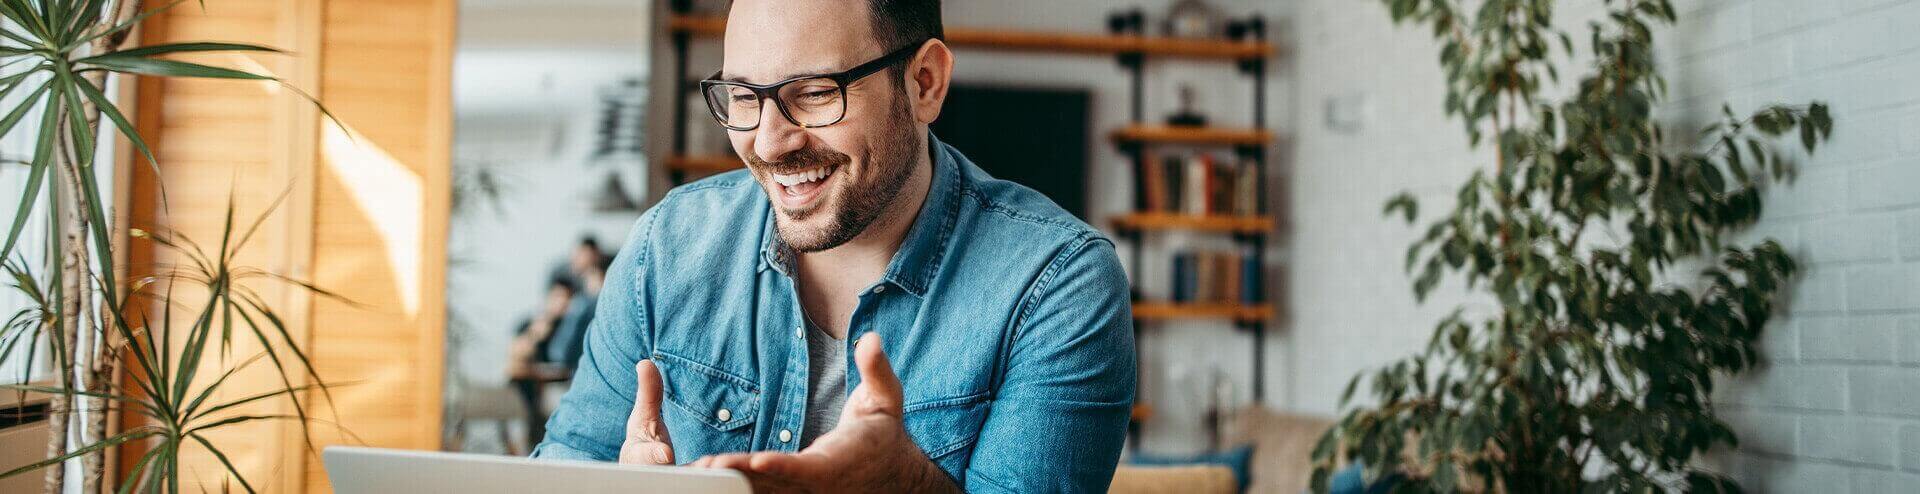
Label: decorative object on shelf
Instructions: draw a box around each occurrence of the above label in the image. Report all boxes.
[1165,84,1208,127]
[1107,8,1146,37]
[1225,16,1267,44]
[1162,0,1225,39]
[1309,1,1834,492]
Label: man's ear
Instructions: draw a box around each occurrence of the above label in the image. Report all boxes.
[905,39,953,125]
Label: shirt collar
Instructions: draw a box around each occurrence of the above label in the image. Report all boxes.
[757,131,963,299]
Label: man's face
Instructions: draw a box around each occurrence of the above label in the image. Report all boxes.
[722,0,922,253]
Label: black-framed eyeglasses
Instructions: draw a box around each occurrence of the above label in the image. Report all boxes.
[699,41,923,131]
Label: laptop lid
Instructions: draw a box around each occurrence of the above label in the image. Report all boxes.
[322,446,751,494]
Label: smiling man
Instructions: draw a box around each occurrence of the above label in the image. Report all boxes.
[530,0,1135,491]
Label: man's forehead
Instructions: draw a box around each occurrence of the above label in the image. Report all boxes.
[720,0,877,83]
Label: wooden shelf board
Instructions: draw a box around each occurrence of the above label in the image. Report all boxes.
[1131,403,1154,422]
[1110,125,1273,146]
[669,14,1275,60]
[1132,302,1273,322]
[666,154,744,173]
[1111,212,1271,234]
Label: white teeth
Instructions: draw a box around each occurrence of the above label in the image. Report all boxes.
[772,166,833,187]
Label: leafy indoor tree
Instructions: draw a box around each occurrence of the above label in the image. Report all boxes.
[1,0,339,492]
[1309,0,1832,491]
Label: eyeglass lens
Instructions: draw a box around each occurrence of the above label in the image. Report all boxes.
[705,77,846,129]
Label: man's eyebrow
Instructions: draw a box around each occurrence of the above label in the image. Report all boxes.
[717,66,843,84]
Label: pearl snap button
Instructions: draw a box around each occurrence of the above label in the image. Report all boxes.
[716,408,731,422]
[779,429,793,443]
[872,286,886,294]
[796,325,805,339]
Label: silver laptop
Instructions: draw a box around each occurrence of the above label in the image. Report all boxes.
[323,446,751,494]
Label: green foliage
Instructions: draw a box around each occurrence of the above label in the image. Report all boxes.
[1311,1,1833,491]
[1,197,357,494]
[1,0,342,492]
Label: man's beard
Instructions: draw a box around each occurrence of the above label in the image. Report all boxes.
[747,110,919,253]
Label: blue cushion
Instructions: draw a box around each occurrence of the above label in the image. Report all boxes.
[1126,445,1254,493]
[1328,462,1399,494]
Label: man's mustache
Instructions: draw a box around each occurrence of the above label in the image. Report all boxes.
[745,147,851,174]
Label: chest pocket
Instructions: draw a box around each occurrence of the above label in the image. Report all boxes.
[902,392,991,477]
[653,351,760,456]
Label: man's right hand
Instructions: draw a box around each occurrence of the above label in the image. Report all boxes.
[618,359,676,465]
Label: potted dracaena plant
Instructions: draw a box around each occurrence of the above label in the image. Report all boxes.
[1309,0,1833,492]
[0,0,348,492]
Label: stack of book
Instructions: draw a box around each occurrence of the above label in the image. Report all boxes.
[1134,152,1260,216]
[1170,249,1262,304]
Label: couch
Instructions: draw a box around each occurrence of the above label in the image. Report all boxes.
[1110,406,1337,494]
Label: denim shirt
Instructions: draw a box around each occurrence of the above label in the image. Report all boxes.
[532,133,1136,492]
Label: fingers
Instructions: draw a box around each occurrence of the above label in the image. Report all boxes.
[696,451,825,491]
[851,332,903,415]
[702,456,811,494]
[693,453,753,470]
[619,359,673,464]
[633,360,666,434]
[747,450,828,479]
[619,440,675,465]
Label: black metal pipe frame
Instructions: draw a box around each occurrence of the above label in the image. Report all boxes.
[1110,13,1275,445]
[1246,32,1268,403]
[1118,51,1148,450]
[669,0,692,186]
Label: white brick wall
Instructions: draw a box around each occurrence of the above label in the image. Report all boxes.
[1284,0,1920,491]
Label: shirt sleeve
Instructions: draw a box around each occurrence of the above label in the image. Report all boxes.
[531,209,660,461]
[962,235,1136,492]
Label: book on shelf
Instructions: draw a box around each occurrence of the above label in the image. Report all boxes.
[1177,153,1200,216]
[1135,152,1170,212]
[1166,248,1263,305]
[1134,151,1260,217]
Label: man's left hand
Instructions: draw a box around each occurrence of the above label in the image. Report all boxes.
[691,332,959,494]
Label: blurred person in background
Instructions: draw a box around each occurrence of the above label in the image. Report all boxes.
[508,275,581,445]
[546,252,610,378]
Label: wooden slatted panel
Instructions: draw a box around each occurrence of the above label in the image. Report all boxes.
[122,2,313,492]
[122,1,453,492]
[303,0,453,492]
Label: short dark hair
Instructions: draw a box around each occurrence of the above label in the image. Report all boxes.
[727,0,940,89]
[868,0,942,53]
[547,274,578,295]
[867,0,940,90]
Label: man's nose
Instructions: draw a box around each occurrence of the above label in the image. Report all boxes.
[752,101,806,163]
